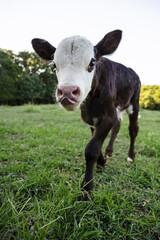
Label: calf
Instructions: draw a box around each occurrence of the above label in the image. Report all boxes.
[32,30,141,200]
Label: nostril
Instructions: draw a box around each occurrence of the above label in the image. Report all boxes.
[57,88,63,98]
[72,87,80,97]
[73,90,78,95]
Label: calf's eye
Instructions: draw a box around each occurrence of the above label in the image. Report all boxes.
[88,58,96,72]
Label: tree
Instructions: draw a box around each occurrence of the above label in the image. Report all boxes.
[0,49,57,105]
[0,50,21,104]
[16,70,45,104]
[17,51,48,74]
[40,69,57,103]
[16,51,57,104]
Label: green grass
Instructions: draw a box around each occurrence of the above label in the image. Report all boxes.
[0,104,160,240]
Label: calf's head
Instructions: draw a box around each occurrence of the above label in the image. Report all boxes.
[32,30,122,110]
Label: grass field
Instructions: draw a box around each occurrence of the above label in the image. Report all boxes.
[0,104,160,240]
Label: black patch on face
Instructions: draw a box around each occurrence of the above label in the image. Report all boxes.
[88,58,96,72]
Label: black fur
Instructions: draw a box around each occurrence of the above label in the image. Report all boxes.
[80,57,141,200]
[32,30,141,201]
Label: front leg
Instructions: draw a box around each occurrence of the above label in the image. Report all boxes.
[81,138,101,200]
[90,127,106,167]
[81,121,114,200]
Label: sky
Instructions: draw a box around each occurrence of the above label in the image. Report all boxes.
[0,0,160,85]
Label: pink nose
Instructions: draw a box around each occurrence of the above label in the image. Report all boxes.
[57,86,80,101]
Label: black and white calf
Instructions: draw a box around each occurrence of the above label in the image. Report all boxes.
[32,30,141,200]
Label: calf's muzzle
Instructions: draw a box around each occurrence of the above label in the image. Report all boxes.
[57,86,80,110]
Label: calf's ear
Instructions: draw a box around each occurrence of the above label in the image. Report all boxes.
[31,38,56,60]
[94,30,122,60]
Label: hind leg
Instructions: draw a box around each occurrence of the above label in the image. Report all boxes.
[127,105,139,163]
[105,118,121,157]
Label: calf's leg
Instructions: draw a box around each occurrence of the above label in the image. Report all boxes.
[90,127,106,167]
[105,118,121,157]
[127,106,139,162]
[81,120,114,200]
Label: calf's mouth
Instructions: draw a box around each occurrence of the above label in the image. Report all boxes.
[60,97,79,111]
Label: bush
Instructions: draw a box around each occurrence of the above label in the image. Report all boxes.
[140,85,160,110]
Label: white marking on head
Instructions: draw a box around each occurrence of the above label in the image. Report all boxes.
[54,36,95,109]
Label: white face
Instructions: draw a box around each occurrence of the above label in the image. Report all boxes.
[54,36,95,110]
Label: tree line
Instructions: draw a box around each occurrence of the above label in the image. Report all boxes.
[0,49,160,109]
[0,49,57,105]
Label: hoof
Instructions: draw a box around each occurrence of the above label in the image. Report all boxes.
[78,192,91,201]
[97,160,106,168]
[105,148,113,158]
[127,157,134,163]
[106,155,112,164]
[97,154,106,168]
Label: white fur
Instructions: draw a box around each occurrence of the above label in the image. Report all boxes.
[116,107,124,121]
[126,105,133,115]
[127,157,134,163]
[116,105,134,121]
[54,36,95,106]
